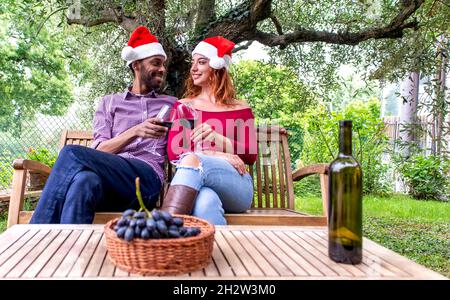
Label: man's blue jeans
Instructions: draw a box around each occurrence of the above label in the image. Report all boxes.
[30,145,161,224]
[171,153,254,225]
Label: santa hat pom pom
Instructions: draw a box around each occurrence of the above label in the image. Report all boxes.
[209,56,226,70]
[121,46,136,61]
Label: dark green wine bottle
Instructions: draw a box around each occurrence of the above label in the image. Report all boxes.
[328,120,363,264]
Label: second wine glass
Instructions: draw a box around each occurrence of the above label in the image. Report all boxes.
[146,104,173,156]
[176,102,204,151]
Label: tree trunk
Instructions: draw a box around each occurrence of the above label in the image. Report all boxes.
[434,39,447,156]
[195,0,216,35]
[398,71,419,157]
[165,48,190,97]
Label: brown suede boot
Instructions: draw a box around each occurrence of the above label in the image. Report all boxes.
[160,184,198,215]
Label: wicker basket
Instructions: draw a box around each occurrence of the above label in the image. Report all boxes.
[104,215,215,276]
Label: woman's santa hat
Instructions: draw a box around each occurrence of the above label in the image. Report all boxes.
[192,36,235,70]
[121,26,167,66]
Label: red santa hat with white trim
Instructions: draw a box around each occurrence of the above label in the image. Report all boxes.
[121,26,167,66]
[192,36,235,70]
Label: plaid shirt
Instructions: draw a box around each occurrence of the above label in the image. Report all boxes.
[91,88,177,183]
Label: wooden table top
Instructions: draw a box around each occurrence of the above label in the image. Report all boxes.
[0,224,446,280]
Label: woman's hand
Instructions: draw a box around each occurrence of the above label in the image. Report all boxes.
[190,122,215,144]
[205,151,247,175]
[224,153,247,175]
[134,117,168,139]
[191,123,233,152]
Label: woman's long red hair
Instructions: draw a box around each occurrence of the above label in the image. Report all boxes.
[183,68,237,106]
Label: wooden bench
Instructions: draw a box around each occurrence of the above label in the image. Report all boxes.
[7,127,329,228]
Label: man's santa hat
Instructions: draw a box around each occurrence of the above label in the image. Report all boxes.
[192,36,235,70]
[121,26,167,66]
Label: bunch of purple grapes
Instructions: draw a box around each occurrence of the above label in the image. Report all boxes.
[114,209,201,242]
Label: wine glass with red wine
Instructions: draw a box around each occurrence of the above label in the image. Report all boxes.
[176,102,203,151]
[146,104,173,156]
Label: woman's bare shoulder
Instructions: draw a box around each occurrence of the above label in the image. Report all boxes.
[233,100,251,109]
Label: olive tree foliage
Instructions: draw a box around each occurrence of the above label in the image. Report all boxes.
[265,1,449,100]
[43,0,430,96]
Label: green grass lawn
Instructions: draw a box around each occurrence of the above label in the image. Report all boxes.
[296,193,450,278]
[0,212,6,233]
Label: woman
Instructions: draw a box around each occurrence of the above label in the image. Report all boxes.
[162,36,257,225]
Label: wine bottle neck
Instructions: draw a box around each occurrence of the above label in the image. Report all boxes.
[339,125,352,155]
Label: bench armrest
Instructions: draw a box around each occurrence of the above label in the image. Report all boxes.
[292,163,329,218]
[12,159,52,175]
[292,163,328,182]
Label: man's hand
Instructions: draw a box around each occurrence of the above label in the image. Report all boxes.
[134,117,168,139]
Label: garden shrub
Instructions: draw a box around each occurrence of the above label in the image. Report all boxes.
[0,151,14,191]
[25,147,57,167]
[397,155,450,201]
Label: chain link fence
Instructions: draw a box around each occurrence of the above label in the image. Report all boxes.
[0,103,93,195]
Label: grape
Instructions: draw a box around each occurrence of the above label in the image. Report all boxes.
[124,227,135,241]
[156,220,168,236]
[183,228,194,237]
[117,218,128,227]
[146,218,156,230]
[179,227,187,236]
[140,228,151,240]
[184,227,201,237]
[116,226,127,238]
[129,219,137,228]
[122,209,135,218]
[151,210,162,221]
[160,211,173,224]
[115,209,200,241]
[191,227,201,235]
[151,228,162,238]
[134,226,142,237]
[134,211,147,219]
[136,219,146,228]
[168,229,181,238]
[168,225,178,231]
[172,217,184,227]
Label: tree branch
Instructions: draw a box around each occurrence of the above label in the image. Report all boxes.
[233,40,253,52]
[67,8,138,32]
[270,14,283,35]
[201,0,424,50]
[198,0,272,44]
[36,6,69,37]
[253,0,424,47]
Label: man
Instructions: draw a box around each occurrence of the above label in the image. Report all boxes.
[30,26,177,224]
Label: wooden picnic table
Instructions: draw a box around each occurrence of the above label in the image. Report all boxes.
[0,224,446,280]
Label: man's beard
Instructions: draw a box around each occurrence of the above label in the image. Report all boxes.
[140,71,164,92]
